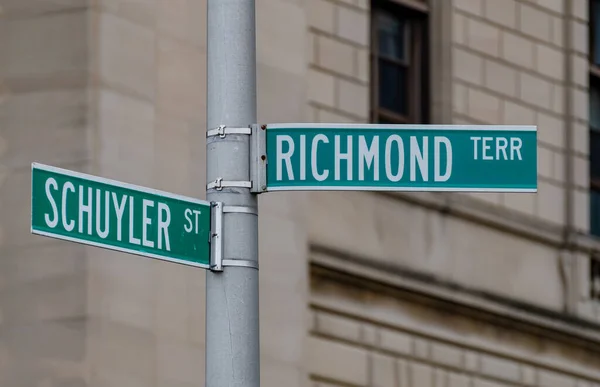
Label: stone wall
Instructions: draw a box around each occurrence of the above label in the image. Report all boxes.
[0,1,90,385]
[308,266,600,387]
[85,0,312,386]
[452,0,588,229]
[307,0,370,123]
[0,0,599,386]
[305,0,600,385]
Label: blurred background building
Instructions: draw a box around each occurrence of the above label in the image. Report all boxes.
[1,0,600,386]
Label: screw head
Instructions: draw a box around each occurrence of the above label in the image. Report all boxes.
[261,125,266,130]
[260,155,266,161]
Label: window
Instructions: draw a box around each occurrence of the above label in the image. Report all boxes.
[370,0,429,124]
[592,256,600,300]
[590,0,600,236]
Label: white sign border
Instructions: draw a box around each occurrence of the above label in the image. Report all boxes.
[31,230,212,269]
[265,186,537,193]
[31,162,212,206]
[266,123,538,131]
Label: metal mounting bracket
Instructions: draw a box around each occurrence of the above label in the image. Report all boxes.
[207,177,252,191]
[209,203,259,272]
[209,202,224,272]
[250,124,267,193]
[222,205,258,215]
[207,125,252,138]
[222,259,259,270]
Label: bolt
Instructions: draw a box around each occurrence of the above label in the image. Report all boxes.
[260,155,266,161]
[261,125,266,130]
[261,185,267,191]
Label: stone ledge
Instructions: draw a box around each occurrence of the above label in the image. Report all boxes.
[310,248,600,347]
[376,191,600,256]
[0,2,88,21]
[309,262,600,383]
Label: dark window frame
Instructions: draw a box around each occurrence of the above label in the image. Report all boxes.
[370,0,429,124]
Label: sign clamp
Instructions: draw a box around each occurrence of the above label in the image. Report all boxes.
[207,177,252,191]
[206,125,252,138]
[209,202,224,271]
[206,123,267,193]
[223,205,258,215]
[207,123,262,271]
[250,124,267,193]
[209,202,259,272]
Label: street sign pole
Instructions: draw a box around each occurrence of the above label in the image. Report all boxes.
[205,0,259,386]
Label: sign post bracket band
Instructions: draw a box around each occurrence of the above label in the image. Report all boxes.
[222,259,259,270]
[209,204,258,272]
[250,123,267,193]
[207,178,252,191]
[223,205,258,215]
[206,125,252,138]
[209,202,224,272]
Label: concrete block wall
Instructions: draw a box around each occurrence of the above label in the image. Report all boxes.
[304,0,590,310]
[85,1,210,385]
[304,0,600,381]
[308,270,600,387]
[451,0,600,325]
[87,0,312,386]
[452,0,589,231]
[0,0,311,385]
[0,1,90,386]
[307,0,370,123]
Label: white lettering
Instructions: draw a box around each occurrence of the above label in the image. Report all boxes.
[142,199,154,248]
[358,136,379,181]
[62,182,75,231]
[78,186,92,235]
[129,196,141,245]
[311,134,329,181]
[471,137,481,160]
[496,137,508,160]
[482,137,493,160]
[44,178,59,228]
[158,203,171,251]
[95,189,110,239]
[300,135,306,180]
[434,136,452,182]
[410,136,428,182]
[510,137,523,160]
[193,210,202,234]
[334,135,352,181]
[276,135,295,181]
[112,193,127,241]
[385,135,404,182]
[184,208,193,233]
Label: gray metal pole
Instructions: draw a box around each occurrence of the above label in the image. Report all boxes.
[205,0,259,386]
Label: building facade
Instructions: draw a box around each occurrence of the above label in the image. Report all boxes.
[1,0,600,386]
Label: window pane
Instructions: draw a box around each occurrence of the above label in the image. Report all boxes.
[591,190,600,237]
[591,82,600,131]
[592,131,600,179]
[594,0,600,65]
[376,11,406,60]
[378,60,407,115]
[377,116,395,124]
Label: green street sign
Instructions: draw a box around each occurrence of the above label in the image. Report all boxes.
[264,124,537,192]
[31,163,213,269]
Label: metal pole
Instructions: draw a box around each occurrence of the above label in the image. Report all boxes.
[205,0,259,386]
